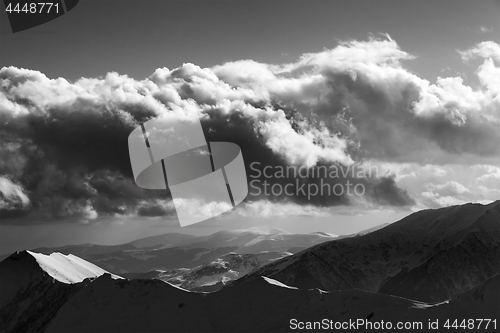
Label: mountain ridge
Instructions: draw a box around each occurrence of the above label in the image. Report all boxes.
[42,269,500,332]
[237,200,500,302]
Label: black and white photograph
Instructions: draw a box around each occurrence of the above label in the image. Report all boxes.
[0,0,499,332]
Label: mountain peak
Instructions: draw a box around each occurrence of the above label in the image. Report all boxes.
[25,250,123,284]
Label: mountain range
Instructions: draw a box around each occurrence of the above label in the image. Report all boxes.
[2,226,339,277]
[0,201,499,332]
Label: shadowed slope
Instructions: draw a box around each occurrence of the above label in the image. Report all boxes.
[239,201,500,302]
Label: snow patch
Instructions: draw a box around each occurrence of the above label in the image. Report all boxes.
[262,276,298,289]
[411,300,449,309]
[161,280,197,292]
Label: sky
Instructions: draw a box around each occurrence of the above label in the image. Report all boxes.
[1,0,499,82]
[0,0,499,254]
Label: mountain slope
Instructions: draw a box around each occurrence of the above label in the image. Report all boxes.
[239,201,500,302]
[1,251,497,333]
[156,251,291,290]
[44,271,500,332]
[128,233,197,249]
[0,250,123,333]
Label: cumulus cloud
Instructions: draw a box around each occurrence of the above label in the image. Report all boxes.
[460,41,500,62]
[173,198,233,220]
[1,36,499,222]
[366,162,500,209]
[232,200,332,218]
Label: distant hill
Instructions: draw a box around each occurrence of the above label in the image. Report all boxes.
[156,251,292,290]
[128,233,197,249]
[5,227,340,274]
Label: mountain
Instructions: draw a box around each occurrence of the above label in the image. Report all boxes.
[0,243,138,263]
[80,245,240,274]
[238,200,500,302]
[8,227,339,274]
[0,251,122,332]
[154,251,291,290]
[166,226,339,254]
[128,233,197,249]
[42,271,500,332]
[31,243,137,257]
[117,226,340,290]
[1,250,498,332]
[354,222,390,236]
[1,202,499,332]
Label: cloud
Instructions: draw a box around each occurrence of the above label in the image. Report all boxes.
[366,162,500,209]
[136,199,176,217]
[173,198,233,220]
[1,37,499,222]
[0,176,30,212]
[371,175,415,206]
[257,116,353,167]
[479,26,493,33]
[212,37,500,163]
[232,200,331,218]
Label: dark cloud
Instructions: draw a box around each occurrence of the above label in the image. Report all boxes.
[201,110,413,207]
[0,70,175,222]
[137,204,174,217]
[371,176,415,206]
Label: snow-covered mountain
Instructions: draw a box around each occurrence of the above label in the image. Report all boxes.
[0,250,122,332]
[239,200,500,302]
[2,249,498,332]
